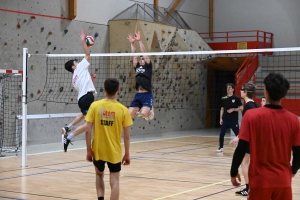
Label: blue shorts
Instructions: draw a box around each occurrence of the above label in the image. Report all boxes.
[129,92,153,109]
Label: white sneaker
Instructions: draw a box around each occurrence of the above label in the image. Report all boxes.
[216,148,223,153]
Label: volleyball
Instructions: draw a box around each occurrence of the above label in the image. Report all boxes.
[85,36,94,47]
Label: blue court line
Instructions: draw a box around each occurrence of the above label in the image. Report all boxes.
[0,196,27,200]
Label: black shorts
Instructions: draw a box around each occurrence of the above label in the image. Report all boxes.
[78,92,94,115]
[93,160,121,173]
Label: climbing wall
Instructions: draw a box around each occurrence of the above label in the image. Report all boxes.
[0,2,109,144]
[109,19,213,136]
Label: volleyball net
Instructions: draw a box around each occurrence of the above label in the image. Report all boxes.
[2,47,300,166]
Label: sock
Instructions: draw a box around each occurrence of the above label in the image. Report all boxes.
[98,197,104,200]
[67,132,75,140]
[246,184,249,191]
[67,123,73,128]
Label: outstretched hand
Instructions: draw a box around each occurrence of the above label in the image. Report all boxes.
[134,31,141,41]
[231,173,241,186]
[127,33,135,43]
[79,30,87,42]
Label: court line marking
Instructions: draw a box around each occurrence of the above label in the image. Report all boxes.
[152,179,232,200]
[1,135,214,158]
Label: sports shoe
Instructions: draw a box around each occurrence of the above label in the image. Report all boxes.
[62,134,71,152]
[235,188,248,196]
[145,107,154,121]
[62,126,71,135]
[216,147,223,152]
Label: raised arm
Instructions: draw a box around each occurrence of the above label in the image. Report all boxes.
[79,30,90,61]
[135,31,150,64]
[127,33,137,67]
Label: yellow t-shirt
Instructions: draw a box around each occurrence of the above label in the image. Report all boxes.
[85,99,133,163]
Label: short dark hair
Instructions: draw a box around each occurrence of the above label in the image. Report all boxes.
[264,72,290,101]
[243,83,256,98]
[104,78,119,96]
[226,83,235,88]
[65,60,75,73]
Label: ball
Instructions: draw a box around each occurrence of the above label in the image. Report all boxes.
[85,36,94,47]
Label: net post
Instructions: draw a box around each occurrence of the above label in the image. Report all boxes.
[22,48,28,168]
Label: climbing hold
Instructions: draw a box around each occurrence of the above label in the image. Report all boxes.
[37,89,41,94]
[4,42,8,46]
[94,32,99,38]
[119,75,123,79]
[23,40,27,44]
[59,87,63,92]
[30,93,34,98]
[30,16,36,19]
[100,88,104,92]
[123,76,126,83]
[70,98,73,101]
[64,29,68,34]
[35,51,39,53]
[95,68,98,72]
[30,65,34,70]
[47,42,51,45]
[70,89,73,92]
[48,31,53,35]
[17,23,21,29]
[53,66,56,71]
[48,89,53,93]
[18,95,22,101]
[23,19,27,23]
[162,30,165,34]
[41,27,44,32]
[53,46,56,50]
[43,103,46,106]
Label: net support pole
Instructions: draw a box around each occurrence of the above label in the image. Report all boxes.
[22,48,28,168]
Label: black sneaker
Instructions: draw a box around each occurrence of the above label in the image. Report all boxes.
[235,188,248,196]
[62,134,71,152]
[62,127,71,135]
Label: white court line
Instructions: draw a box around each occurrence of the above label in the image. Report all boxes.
[1,134,219,158]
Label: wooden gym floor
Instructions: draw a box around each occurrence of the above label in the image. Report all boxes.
[1,129,300,200]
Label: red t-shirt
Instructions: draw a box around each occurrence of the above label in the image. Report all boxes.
[239,106,300,188]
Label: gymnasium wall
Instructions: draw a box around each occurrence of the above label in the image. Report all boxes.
[0,1,211,145]
[0,0,109,145]
[214,0,300,48]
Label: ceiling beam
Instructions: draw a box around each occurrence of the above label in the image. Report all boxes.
[168,0,181,16]
[209,0,213,39]
[68,0,77,20]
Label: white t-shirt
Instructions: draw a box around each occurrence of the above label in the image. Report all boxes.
[72,58,97,100]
